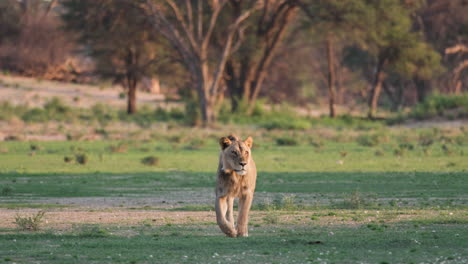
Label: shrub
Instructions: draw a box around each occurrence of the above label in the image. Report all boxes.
[356,134,384,147]
[410,93,468,120]
[64,156,74,163]
[185,138,206,150]
[262,211,280,224]
[15,211,45,231]
[141,156,159,166]
[109,143,128,153]
[75,153,88,165]
[30,143,43,151]
[260,118,311,130]
[77,225,110,238]
[275,136,298,146]
[1,186,14,196]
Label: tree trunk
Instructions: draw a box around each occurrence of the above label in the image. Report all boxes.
[326,34,336,118]
[367,58,387,119]
[127,82,137,114]
[414,78,430,103]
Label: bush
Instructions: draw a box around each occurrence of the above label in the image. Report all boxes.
[275,136,299,146]
[185,138,206,150]
[75,153,88,165]
[109,143,128,153]
[1,186,14,196]
[260,118,311,130]
[356,134,385,147]
[141,156,159,166]
[410,93,468,120]
[15,211,45,231]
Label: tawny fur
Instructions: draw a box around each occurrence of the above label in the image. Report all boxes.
[215,135,257,237]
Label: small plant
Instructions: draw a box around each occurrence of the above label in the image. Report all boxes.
[118,92,126,99]
[77,225,110,237]
[1,186,14,196]
[399,143,414,151]
[14,211,45,231]
[309,138,325,151]
[356,134,383,147]
[374,149,385,156]
[109,143,128,153]
[64,156,74,163]
[340,191,377,209]
[394,148,405,157]
[262,211,280,224]
[30,144,43,151]
[280,194,299,210]
[441,144,453,156]
[185,138,206,150]
[141,156,159,166]
[275,136,298,146]
[75,153,88,165]
[366,222,388,232]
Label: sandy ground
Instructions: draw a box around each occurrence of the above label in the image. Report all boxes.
[0,74,166,108]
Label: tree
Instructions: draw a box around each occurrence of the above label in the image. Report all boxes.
[142,0,259,125]
[360,0,441,118]
[222,0,298,114]
[62,0,159,114]
[417,0,468,95]
[299,0,367,117]
[0,0,74,78]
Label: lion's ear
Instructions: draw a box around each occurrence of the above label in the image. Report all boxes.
[244,136,253,148]
[219,137,232,150]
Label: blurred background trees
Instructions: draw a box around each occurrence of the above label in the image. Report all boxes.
[0,0,466,125]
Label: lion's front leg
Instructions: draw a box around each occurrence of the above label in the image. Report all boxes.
[236,193,253,237]
[215,196,237,237]
[226,196,235,225]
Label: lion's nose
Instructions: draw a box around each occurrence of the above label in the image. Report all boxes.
[239,162,247,167]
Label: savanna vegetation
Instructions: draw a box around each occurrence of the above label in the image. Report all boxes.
[0,0,467,263]
[0,126,467,263]
[0,0,467,125]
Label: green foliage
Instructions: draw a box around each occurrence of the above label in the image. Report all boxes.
[262,211,280,224]
[14,211,45,231]
[219,102,312,130]
[75,153,88,165]
[411,93,468,120]
[356,133,386,147]
[22,97,73,123]
[109,143,128,153]
[1,186,14,196]
[275,137,299,146]
[0,102,28,121]
[141,156,159,166]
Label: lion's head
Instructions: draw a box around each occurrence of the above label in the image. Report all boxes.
[219,135,253,176]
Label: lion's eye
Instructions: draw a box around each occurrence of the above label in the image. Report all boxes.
[231,151,237,156]
[245,151,249,155]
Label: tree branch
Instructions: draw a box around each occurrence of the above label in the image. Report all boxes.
[445,44,468,55]
[166,0,199,51]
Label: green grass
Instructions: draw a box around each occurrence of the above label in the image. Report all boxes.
[0,223,466,263]
[0,129,467,263]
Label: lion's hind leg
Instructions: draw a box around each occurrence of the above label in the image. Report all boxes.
[215,196,237,237]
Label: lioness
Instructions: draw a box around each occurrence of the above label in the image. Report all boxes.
[215,135,257,237]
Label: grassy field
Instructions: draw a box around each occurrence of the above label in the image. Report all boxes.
[0,126,467,263]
